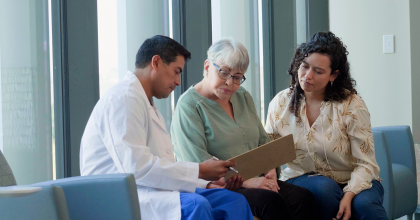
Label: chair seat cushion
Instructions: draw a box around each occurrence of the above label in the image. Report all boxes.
[392,163,417,218]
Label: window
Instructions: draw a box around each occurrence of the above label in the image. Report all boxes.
[0,0,54,184]
[97,0,173,130]
[211,0,264,121]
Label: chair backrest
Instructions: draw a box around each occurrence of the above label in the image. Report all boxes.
[372,126,416,176]
[32,173,141,220]
[372,131,394,220]
[0,150,17,186]
[0,185,70,220]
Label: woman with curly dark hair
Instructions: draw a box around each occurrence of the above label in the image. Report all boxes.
[265,32,388,220]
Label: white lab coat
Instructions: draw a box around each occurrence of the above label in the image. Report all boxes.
[80,71,208,220]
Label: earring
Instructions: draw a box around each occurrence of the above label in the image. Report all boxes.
[330,81,334,87]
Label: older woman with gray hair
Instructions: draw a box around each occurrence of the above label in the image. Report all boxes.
[171,39,316,220]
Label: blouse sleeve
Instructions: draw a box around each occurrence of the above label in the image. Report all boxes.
[171,102,212,163]
[343,105,380,195]
[264,96,282,141]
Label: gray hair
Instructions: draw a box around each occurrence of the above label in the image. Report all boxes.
[207,39,249,74]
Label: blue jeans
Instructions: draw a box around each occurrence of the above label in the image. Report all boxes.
[180,188,254,220]
[286,174,389,220]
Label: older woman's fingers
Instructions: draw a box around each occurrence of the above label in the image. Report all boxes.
[263,181,276,192]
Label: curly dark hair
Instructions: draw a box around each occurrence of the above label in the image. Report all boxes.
[288,31,357,119]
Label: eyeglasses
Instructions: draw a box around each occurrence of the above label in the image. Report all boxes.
[213,63,246,85]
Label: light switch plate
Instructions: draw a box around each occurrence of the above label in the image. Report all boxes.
[383,35,394,53]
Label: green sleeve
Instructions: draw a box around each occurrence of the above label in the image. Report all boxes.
[258,120,271,146]
[171,101,212,163]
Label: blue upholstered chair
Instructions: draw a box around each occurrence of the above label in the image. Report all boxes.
[32,173,141,220]
[0,185,70,220]
[373,126,417,220]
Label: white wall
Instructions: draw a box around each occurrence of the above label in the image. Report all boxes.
[329,0,412,129]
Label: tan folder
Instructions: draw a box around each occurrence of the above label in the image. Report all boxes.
[225,134,296,181]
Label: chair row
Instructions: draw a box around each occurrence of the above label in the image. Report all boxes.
[0,125,418,220]
[0,173,141,220]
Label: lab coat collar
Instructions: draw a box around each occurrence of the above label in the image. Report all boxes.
[125,71,168,133]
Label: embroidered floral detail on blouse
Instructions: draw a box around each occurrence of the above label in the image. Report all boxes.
[296,120,304,128]
[274,112,280,121]
[326,131,333,141]
[333,134,350,155]
[355,124,372,137]
[358,135,375,155]
[333,140,351,155]
[280,118,289,128]
[295,148,306,160]
[349,156,370,167]
[327,114,333,126]
[306,127,316,144]
[267,132,280,141]
[278,96,287,111]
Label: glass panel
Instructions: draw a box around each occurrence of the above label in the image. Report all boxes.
[0,0,53,184]
[296,0,307,45]
[211,0,262,119]
[98,0,172,130]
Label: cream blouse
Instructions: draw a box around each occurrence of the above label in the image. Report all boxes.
[265,88,380,195]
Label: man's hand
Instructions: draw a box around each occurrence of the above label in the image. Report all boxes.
[333,192,355,220]
[199,159,236,181]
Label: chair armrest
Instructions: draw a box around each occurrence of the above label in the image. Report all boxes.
[32,173,141,220]
[372,126,416,175]
[0,185,69,220]
[372,130,394,219]
[392,163,417,218]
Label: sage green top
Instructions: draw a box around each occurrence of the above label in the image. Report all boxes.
[171,86,271,163]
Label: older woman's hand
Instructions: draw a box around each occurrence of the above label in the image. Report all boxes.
[264,169,280,191]
[242,177,279,192]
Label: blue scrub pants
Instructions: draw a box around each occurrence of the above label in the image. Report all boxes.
[286,174,389,220]
[180,188,254,220]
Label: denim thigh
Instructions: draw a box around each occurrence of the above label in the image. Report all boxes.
[286,174,342,220]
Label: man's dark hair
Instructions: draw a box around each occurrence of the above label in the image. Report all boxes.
[135,35,191,68]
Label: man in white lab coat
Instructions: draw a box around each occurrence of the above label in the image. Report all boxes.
[80,35,253,220]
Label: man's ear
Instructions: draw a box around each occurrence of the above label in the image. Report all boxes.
[151,55,162,71]
[331,70,339,81]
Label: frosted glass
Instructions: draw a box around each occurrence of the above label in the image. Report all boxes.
[211,0,262,118]
[0,0,53,184]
